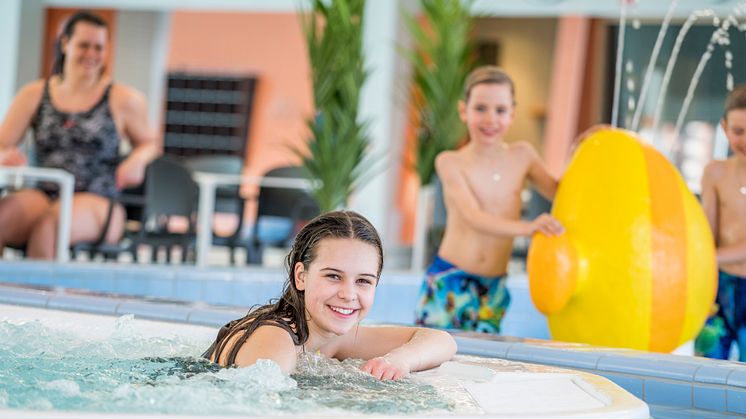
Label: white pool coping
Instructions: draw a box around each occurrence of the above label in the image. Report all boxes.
[0,304,649,418]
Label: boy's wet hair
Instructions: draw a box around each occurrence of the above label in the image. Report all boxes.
[724,85,746,121]
[463,65,516,105]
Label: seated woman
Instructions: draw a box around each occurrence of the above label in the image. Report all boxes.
[203,211,457,380]
[0,11,160,259]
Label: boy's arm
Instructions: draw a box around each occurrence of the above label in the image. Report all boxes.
[0,80,45,165]
[437,152,562,237]
[524,142,559,200]
[337,325,457,380]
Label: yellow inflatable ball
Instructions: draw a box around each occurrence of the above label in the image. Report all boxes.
[527,128,716,352]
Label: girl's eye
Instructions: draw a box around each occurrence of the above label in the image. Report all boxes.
[327,274,341,280]
[357,278,373,285]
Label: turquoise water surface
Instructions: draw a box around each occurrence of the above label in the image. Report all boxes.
[0,315,477,416]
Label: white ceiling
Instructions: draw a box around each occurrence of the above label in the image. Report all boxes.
[41,0,746,19]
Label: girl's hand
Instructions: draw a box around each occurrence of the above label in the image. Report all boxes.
[0,149,27,166]
[528,213,564,237]
[361,356,409,380]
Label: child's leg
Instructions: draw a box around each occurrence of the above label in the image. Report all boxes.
[696,272,736,359]
[733,275,746,362]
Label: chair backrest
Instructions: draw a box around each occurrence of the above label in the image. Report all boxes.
[143,157,199,230]
[183,155,244,214]
[257,166,320,221]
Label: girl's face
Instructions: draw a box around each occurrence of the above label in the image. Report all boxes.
[62,22,107,77]
[723,108,746,160]
[294,238,380,338]
[459,83,515,146]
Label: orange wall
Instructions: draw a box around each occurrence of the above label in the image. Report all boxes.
[167,11,313,179]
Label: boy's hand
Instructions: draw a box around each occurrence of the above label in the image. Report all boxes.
[0,149,27,166]
[529,213,564,236]
[361,356,409,380]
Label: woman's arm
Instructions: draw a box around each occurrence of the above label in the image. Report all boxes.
[112,85,162,189]
[0,80,45,165]
[336,325,457,380]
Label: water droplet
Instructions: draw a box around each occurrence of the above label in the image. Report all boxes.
[728,73,734,91]
[628,97,636,111]
[626,78,635,91]
[726,51,733,61]
[625,60,634,73]
[632,19,641,29]
[714,17,721,26]
[726,60,732,69]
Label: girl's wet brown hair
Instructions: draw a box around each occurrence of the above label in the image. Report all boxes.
[724,85,746,121]
[204,210,383,366]
[463,65,516,106]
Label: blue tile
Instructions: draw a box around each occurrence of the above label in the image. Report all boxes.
[727,388,746,414]
[694,384,726,412]
[0,287,50,307]
[173,278,203,302]
[726,368,746,389]
[187,309,242,327]
[506,344,603,369]
[146,277,176,299]
[644,379,692,407]
[454,336,512,358]
[201,279,233,306]
[116,301,191,323]
[230,280,275,308]
[597,354,699,381]
[694,364,734,385]
[112,276,148,296]
[47,295,120,315]
[598,372,644,399]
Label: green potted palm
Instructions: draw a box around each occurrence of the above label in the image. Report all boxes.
[299,0,373,212]
[404,0,474,268]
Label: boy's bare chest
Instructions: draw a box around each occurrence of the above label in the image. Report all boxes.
[463,165,525,208]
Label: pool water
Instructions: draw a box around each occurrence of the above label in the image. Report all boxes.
[0,315,478,416]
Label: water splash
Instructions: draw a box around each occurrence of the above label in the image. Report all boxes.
[671,13,741,157]
[650,8,716,148]
[631,0,679,132]
[612,1,629,127]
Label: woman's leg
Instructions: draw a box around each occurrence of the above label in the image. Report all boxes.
[0,189,51,252]
[26,193,125,259]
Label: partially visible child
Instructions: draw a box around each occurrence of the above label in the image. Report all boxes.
[415,66,580,333]
[204,210,457,380]
[695,85,746,360]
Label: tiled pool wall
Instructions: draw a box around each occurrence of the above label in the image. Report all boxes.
[3,263,746,417]
[0,261,549,338]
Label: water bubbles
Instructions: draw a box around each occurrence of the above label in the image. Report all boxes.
[714,16,721,26]
[632,19,641,29]
[628,97,636,111]
[728,73,734,91]
[625,60,634,73]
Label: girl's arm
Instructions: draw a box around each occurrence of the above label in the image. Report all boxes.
[0,80,45,165]
[220,325,298,372]
[336,325,457,380]
[437,150,563,237]
[112,85,162,189]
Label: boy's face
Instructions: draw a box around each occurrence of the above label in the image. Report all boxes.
[459,83,515,145]
[722,108,746,160]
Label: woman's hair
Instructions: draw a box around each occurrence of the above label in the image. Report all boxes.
[463,65,516,105]
[724,85,746,120]
[204,210,383,366]
[52,11,109,77]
